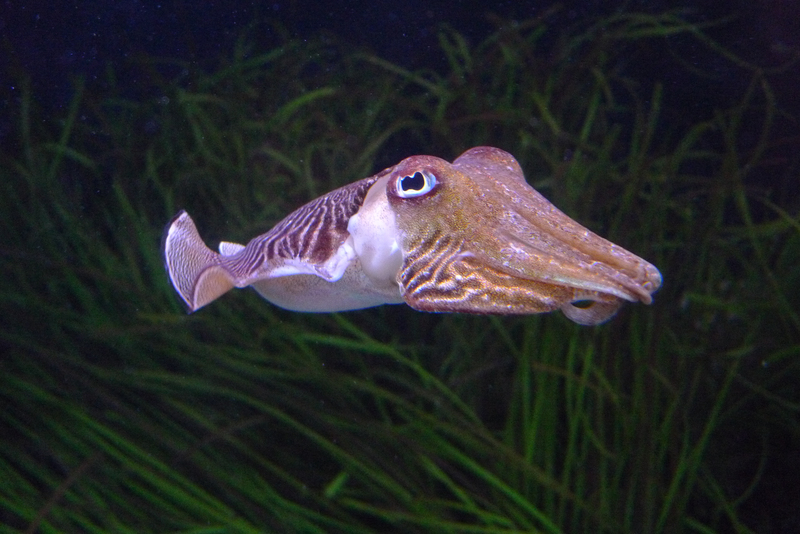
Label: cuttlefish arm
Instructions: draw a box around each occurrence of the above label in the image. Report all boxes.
[162,146,661,324]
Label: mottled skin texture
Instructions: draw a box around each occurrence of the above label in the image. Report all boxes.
[162,146,661,324]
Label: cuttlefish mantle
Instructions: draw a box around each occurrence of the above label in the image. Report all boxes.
[162,146,661,325]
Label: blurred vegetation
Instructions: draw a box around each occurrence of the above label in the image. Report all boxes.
[2,7,799,534]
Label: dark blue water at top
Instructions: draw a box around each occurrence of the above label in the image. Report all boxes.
[2,0,798,114]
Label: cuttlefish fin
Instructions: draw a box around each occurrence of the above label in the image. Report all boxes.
[219,241,245,256]
[163,210,236,312]
[162,175,401,313]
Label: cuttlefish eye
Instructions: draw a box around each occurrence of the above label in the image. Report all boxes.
[395,170,437,198]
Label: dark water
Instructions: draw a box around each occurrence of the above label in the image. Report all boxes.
[3,0,798,113]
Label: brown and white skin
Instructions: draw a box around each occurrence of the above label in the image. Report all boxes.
[163,147,661,325]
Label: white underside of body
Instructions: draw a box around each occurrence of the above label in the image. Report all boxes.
[251,257,403,312]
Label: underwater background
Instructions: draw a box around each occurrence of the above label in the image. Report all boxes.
[2,1,799,532]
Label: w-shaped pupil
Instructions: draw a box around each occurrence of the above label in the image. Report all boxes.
[401,172,425,191]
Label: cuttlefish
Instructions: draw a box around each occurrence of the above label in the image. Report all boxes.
[163,146,661,325]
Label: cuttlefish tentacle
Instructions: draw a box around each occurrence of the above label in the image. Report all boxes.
[163,146,661,324]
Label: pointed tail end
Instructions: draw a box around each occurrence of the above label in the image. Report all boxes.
[162,211,235,312]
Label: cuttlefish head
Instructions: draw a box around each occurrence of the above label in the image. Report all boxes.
[348,146,661,325]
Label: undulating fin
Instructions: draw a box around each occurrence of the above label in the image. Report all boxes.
[219,241,245,256]
[163,210,236,312]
